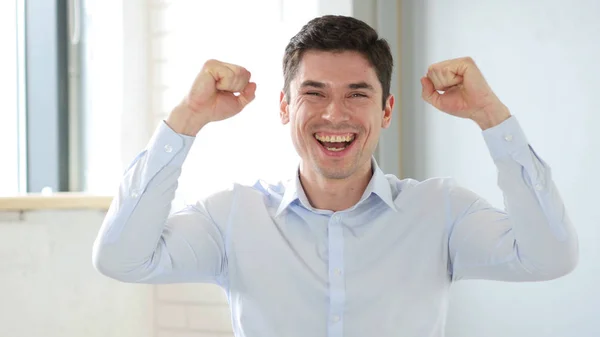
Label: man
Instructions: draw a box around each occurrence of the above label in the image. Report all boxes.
[92,15,578,337]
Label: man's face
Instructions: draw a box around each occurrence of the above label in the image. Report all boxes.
[280,50,394,180]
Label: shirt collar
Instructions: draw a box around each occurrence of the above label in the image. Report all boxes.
[274,157,398,217]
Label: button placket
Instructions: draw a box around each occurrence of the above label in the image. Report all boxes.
[327,213,345,334]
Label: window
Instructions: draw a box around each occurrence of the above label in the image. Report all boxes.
[79,0,126,193]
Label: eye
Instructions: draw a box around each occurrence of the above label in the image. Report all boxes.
[350,93,368,98]
[306,92,324,97]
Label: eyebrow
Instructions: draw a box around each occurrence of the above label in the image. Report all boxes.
[348,81,375,91]
[299,80,375,91]
[300,80,326,89]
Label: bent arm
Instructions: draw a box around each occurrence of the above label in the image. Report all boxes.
[448,116,579,282]
[92,122,227,284]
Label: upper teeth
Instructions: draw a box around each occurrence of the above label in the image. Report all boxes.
[315,134,354,142]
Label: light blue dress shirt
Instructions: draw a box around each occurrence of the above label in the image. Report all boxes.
[92,116,578,337]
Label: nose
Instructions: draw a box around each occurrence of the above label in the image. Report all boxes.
[321,98,350,123]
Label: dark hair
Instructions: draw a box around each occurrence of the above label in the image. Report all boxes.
[282,15,393,108]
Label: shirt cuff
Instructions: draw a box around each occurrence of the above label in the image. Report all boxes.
[482,116,530,161]
[145,120,196,168]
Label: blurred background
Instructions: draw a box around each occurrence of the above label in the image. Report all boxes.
[0,0,598,336]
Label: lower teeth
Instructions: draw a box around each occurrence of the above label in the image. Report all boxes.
[325,147,345,152]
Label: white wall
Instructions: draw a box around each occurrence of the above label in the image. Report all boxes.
[0,205,238,337]
[401,1,600,336]
[0,210,154,337]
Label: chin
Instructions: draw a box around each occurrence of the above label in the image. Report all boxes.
[317,168,354,180]
[312,158,357,180]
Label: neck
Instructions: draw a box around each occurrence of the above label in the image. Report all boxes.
[299,160,373,212]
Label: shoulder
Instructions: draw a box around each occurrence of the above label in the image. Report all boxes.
[384,173,484,213]
[385,174,483,226]
[385,173,458,201]
[392,175,484,215]
[186,177,287,217]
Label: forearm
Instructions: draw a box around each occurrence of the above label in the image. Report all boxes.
[166,102,210,136]
[485,117,578,277]
[471,101,512,131]
[449,116,578,282]
[92,121,195,281]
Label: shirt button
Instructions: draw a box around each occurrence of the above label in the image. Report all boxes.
[504,134,513,142]
[332,315,340,322]
[334,268,342,276]
[164,144,173,153]
[131,191,139,199]
[535,183,544,191]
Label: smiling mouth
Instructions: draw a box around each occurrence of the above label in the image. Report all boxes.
[314,133,356,152]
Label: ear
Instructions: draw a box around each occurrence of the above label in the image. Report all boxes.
[381,94,394,128]
[280,91,290,124]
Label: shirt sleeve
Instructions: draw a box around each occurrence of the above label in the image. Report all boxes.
[447,116,579,282]
[92,121,228,285]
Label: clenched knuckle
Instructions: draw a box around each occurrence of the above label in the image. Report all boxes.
[204,59,218,67]
[232,67,244,77]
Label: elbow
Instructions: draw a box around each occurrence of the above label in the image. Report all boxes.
[543,253,578,281]
[92,243,143,283]
[538,237,580,280]
[554,239,579,278]
[92,245,124,282]
[516,232,579,281]
[554,231,580,278]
